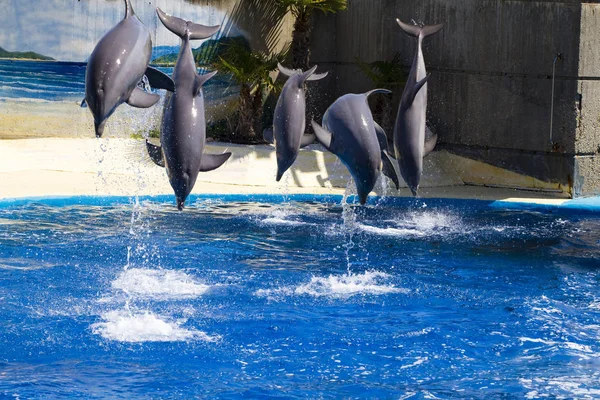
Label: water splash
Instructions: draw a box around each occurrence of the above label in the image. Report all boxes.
[91,310,219,343]
[255,271,406,301]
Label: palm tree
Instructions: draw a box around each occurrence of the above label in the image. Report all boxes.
[211,38,287,142]
[356,53,407,137]
[277,0,347,70]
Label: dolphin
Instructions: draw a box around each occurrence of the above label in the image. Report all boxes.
[311,90,400,205]
[263,64,328,181]
[393,19,442,196]
[145,8,231,210]
[83,0,174,138]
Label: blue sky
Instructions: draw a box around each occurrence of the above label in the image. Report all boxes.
[0,0,241,61]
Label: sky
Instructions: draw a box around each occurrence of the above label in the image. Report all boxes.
[0,0,242,61]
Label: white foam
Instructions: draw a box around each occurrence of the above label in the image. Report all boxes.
[91,310,219,343]
[261,217,307,227]
[112,268,211,300]
[358,224,426,238]
[256,271,406,300]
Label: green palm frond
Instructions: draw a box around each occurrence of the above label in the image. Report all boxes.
[211,39,288,94]
[355,53,407,90]
[276,0,347,17]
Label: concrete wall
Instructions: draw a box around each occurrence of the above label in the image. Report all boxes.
[311,0,600,197]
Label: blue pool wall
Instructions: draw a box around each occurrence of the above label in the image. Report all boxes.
[2,194,600,216]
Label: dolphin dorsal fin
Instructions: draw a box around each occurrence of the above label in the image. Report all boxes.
[124,0,134,19]
[365,88,392,100]
[194,70,218,96]
[157,8,220,40]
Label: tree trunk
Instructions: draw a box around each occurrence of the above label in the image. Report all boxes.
[291,10,312,71]
[252,85,264,138]
[236,83,255,140]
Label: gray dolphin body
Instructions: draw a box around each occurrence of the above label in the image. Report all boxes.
[84,0,174,138]
[264,64,328,181]
[393,19,442,196]
[146,8,231,210]
[311,90,400,205]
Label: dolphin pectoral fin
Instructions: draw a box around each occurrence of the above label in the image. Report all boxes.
[199,152,232,172]
[424,133,438,157]
[381,151,400,190]
[277,63,299,77]
[145,140,165,167]
[311,121,333,151]
[157,8,220,40]
[145,66,175,92]
[80,98,87,108]
[373,121,390,152]
[126,88,160,108]
[263,128,275,145]
[406,74,431,104]
[300,133,315,148]
[194,71,218,96]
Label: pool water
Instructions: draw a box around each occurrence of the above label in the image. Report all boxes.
[0,196,599,398]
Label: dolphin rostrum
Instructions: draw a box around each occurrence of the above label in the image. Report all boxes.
[263,64,328,181]
[393,19,442,196]
[83,0,174,138]
[146,8,231,210]
[311,90,400,205]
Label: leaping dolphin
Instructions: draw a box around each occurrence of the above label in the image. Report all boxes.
[146,8,231,210]
[263,64,328,181]
[311,90,400,205]
[83,0,174,138]
[393,19,442,196]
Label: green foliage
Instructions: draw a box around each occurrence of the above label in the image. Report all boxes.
[0,46,54,61]
[355,53,407,90]
[152,36,249,67]
[276,0,347,18]
[211,38,288,95]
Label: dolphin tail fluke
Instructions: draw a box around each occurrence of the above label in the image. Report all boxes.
[300,133,315,148]
[194,70,218,96]
[157,8,220,40]
[145,140,165,167]
[311,121,333,151]
[396,19,443,39]
[263,128,275,145]
[301,65,328,83]
[126,87,161,108]
[424,133,438,157]
[145,66,175,92]
[278,63,299,77]
[199,152,232,172]
[124,0,134,18]
[381,151,400,190]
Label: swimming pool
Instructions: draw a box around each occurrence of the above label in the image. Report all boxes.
[1,195,599,398]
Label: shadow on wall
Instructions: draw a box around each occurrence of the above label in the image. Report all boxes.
[219,0,289,54]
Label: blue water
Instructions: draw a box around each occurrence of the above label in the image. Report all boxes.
[0,59,236,102]
[0,196,599,398]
